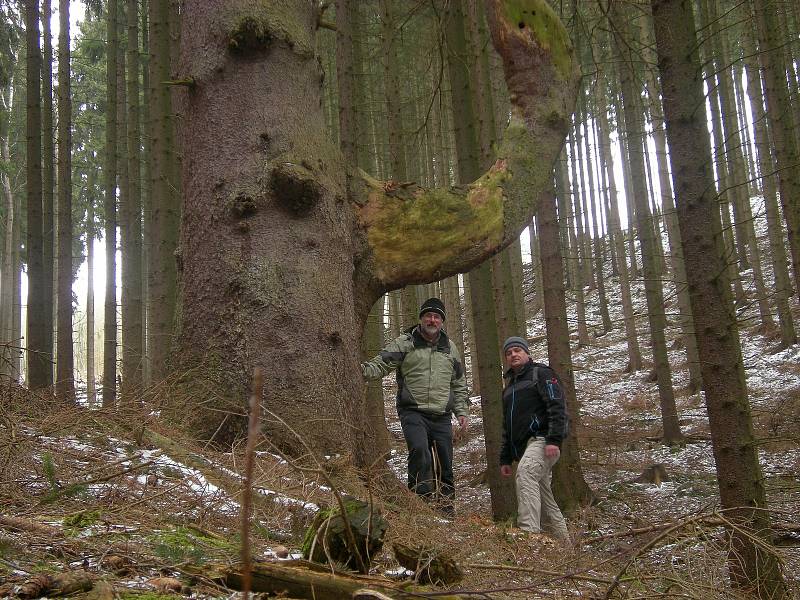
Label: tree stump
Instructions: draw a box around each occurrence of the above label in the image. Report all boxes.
[302,498,387,571]
[392,543,463,585]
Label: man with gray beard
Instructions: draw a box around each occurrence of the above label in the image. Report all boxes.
[362,298,469,516]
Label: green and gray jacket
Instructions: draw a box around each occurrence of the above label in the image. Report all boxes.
[362,327,469,418]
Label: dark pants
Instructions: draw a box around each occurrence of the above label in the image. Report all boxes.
[399,410,454,505]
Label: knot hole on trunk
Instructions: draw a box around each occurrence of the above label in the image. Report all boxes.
[228,16,273,56]
[270,162,323,217]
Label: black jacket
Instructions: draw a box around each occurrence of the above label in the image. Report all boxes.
[499,360,568,465]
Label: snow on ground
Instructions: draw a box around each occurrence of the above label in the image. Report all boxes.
[2,198,798,597]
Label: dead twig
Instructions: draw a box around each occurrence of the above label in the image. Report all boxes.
[467,562,614,584]
[240,367,264,599]
[259,408,370,574]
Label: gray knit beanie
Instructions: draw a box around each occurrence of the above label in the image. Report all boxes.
[502,336,530,354]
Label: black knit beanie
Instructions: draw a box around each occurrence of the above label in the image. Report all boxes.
[419,297,446,320]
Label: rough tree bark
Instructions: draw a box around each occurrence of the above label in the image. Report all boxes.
[336,0,390,457]
[122,0,144,399]
[55,0,74,401]
[594,78,642,372]
[25,0,50,389]
[102,0,119,408]
[0,60,15,378]
[751,0,800,302]
[651,0,788,595]
[147,0,181,385]
[612,3,683,445]
[173,1,579,459]
[538,184,594,514]
[445,0,514,520]
[86,180,96,406]
[41,0,54,385]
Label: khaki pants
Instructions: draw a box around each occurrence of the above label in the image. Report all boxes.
[515,438,568,539]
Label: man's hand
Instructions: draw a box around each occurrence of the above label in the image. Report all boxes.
[500,465,512,477]
[458,415,469,430]
[544,444,560,459]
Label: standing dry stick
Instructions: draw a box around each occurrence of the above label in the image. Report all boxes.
[240,367,264,599]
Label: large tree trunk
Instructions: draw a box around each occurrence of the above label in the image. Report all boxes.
[173,0,579,457]
[651,0,788,596]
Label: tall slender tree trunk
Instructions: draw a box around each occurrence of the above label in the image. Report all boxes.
[613,4,683,445]
[140,0,152,386]
[116,35,130,396]
[528,219,543,315]
[445,0,514,520]
[25,0,50,389]
[539,185,594,514]
[594,75,643,370]
[55,0,74,400]
[337,0,389,457]
[652,1,788,595]
[12,188,22,378]
[751,0,800,302]
[573,109,594,291]
[0,72,15,378]
[86,193,96,406]
[704,70,745,303]
[565,139,589,346]
[380,0,419,334]
[41,0,55,385]
[742,24,796,345]
[637,6,702,391]
[581,99,612,333]
[613,86,639,279]
[122,0,144,398]
[147,0,180,384]
[442,276,466,365]
[703,0,773,330]
[103,0,119,407]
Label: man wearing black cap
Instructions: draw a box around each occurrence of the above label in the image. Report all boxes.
[499,336,569,539]
[362,297,469,515]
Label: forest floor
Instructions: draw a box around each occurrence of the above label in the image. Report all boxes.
[2,203,800,599]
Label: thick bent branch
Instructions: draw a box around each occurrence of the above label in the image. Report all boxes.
[353,0,579,292]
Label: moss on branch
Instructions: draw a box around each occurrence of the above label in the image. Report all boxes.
[356,163,508,285]
[499,0,575,81]
[353,0,578,292]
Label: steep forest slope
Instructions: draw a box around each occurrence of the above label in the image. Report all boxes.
[1,200,799,599]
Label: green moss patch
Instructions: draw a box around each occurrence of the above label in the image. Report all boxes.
[358,170,506,283]
[150,526,237,565]
[501,0,574,80]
